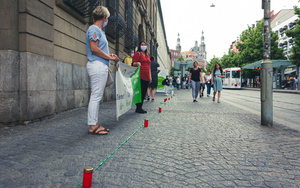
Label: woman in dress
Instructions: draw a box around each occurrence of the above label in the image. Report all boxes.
[132,41,151,113]
[86,6,119,135]
[211,63,224,103]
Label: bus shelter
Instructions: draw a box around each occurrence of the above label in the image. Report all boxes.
[241,60,291,89]
[174,59,194,88]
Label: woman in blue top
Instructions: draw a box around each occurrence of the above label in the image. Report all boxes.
[86,6,119,135]
[211,63,224,103]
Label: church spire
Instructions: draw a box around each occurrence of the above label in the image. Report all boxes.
[199,30,207,70]
[200,31,205,46]
[176,33,181,52]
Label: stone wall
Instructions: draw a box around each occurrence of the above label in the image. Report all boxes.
[54,1,88,66]
[0,50,20,123]
[19,52,90,120]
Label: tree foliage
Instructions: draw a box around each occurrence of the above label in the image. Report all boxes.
[236,20,285,66]
[206,56,221,72]
[285,4,300,67]
[178,55,184,62]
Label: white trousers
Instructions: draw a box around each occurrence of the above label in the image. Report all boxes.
[164,86,169,93]
[86,60,108,126]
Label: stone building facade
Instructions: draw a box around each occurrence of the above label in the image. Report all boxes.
[0,0,165,125]
[271,9,298,58]
[156,0,171,70]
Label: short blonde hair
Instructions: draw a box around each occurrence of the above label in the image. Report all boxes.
[92,6,110,22]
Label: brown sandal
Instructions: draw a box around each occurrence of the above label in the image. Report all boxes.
[96,123,109,132]
[88,125,108,135]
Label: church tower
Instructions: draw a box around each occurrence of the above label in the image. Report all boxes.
[176,33,181,52]
[199,31,207,69]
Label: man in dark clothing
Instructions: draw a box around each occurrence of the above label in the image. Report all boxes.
[146,56,160,101]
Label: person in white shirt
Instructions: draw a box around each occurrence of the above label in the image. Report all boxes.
[176,76,181,90]
[205,70,212,97]
[162,75,170,95]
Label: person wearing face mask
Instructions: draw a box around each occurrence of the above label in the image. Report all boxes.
[85,6,119,135]
[132,41,151,113]
[124,49,134,66]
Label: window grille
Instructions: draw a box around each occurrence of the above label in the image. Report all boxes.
[105,0,126,39]
[63,0,102,17]
[124,0,138,50]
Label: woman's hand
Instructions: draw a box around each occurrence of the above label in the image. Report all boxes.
[218,75,221,77]
[133,62,141,67]
[109,54,119,63]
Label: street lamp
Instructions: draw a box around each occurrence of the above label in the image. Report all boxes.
[210,3,215,7]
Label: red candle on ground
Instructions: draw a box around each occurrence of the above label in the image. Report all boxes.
[144,119,148,127]
[83,167,93,188]
[159,107,162,113]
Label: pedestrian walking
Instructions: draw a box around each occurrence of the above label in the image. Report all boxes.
[205,70,212,97]
[211,63,224,103]
[162,75,170,95]
[172,76,176,88]
[295,75,299,90]
[256,76,261,88]
[289,76,295,90]
[182,75,186,89]
[146,56,160,101]
[176,76,181,90]
[188,61,201,102]
[132,41,151,113]
[86,6,119,135]
[199,68,206,98]
[123,49,134,66]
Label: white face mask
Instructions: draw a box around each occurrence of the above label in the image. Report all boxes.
[131,53,134,57]
[103,19,108,28]
[141,45,147,51]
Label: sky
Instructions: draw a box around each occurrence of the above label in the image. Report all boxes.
[160,0,300,62]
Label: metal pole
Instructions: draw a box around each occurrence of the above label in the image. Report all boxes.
[261,0,273,126]
[181,64,185,89]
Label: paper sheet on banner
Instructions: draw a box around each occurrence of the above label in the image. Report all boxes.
[116,63,141,120]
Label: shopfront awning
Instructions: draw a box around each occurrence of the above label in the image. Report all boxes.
[241,60,291,69]
[284,70,296,75]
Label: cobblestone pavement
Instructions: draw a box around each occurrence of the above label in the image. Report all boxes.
[1,89,300,188]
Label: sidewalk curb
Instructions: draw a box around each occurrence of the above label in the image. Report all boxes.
[241,87,300,94]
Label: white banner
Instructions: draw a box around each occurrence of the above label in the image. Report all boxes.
[157,69,169,92]
[116,63,141,121]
